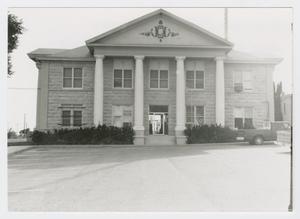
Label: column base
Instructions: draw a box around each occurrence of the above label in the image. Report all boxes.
[134,136,145,145]
[133,126,145,145]
[175,126,187,145]
[176,136,187,145]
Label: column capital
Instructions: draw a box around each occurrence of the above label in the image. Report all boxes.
[175,56,186,61]
[134,55,145,60]
[94,54,105,59]
[35,61,41,70]
[215,56,225,61]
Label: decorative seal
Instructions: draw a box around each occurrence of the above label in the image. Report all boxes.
[140,20,179,42]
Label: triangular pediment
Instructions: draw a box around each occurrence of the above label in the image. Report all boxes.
[86,9,233,48]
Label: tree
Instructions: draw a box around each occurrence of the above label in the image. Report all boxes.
[19,128,30,137]
[7,128,18,139]
[274,82,283,121]
[8,13,24,76]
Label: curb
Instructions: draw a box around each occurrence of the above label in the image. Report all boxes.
[8,146,36,157]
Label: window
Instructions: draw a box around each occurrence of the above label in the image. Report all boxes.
[234,107,254,129]
[149,59,169,89]
[186,70,204,89]
[233,71,253,92]
[73,111,82,126]
[112,105,133,127]
[186,60,205,89]
[113,59,133,88]
[186,105,204,126]
[63,68,83,88]
[62,110,71,126]
[61,109,82,127]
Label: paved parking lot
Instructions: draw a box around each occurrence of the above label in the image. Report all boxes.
[8,143,291,211]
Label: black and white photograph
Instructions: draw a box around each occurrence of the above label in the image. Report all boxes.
[1,0,297,218]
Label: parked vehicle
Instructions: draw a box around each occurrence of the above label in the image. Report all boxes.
[236,121,291,145]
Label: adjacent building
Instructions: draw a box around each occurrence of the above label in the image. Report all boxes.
[281,94,292,124]
[28,9,282,144]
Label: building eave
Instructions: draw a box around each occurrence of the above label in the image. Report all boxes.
[88,43,232,50]
[224,58,283,65]
[27,54,95,62]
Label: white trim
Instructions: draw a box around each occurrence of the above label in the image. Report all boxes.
[186,70,205,90]
[61,109,83,128]
[112,58,134,89]
[149,69,169,90]
[62,67,84,90]
[148,59,170,90]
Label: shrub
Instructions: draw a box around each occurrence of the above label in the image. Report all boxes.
[184,124,237,144]
[31,125,134,145]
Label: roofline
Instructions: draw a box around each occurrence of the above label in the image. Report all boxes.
[224,58,283,65]
[85,8,234,47]
[88,43,232,49]
[27,53,95,62]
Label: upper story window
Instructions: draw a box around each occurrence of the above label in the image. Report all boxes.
[63,68,83,88]
[149,59,169,89]
[233,71,253,92]
[186,105,205,126]
[113,59,133,88]
[186,60,205,89]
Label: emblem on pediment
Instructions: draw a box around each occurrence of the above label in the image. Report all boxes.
[140,20,179,42]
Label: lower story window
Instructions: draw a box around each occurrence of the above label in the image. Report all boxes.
[73,111,82,126]
[186,105,205,126]
[61,110,82,127]
[112,105,133,127]
[62,110,71,126]
[234,107,254,129]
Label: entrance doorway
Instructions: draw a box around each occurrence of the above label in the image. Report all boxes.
[149,105,168,135]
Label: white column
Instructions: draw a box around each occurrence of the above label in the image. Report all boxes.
[133,55,145,145]
[94,55,105,126]
[215,56,225,126]
[175,56,186,143]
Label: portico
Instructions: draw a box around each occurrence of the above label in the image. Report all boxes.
[92,54,226,145]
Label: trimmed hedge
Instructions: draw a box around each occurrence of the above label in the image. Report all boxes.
[184,124,238,144]
[31,125,134,145]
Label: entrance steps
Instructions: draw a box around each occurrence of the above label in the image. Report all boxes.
[145,135,176,145]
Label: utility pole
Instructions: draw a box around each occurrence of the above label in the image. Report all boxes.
[224,8,228,40]
[23,113,26,130]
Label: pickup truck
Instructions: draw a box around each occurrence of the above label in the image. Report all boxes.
[236,121,291,145]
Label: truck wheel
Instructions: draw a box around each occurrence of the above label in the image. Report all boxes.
[253,136,264,145]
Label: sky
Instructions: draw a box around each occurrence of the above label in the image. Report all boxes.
[7,8,293,132]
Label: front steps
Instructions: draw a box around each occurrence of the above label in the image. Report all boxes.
[145,135,176,145]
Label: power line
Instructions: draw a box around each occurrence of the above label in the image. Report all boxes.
[8,87,38,90]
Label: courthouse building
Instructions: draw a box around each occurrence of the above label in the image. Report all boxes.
[28,9,281,144]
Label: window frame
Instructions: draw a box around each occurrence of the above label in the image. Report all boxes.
[186,105,205,126]
[61,109,83,127]
[233,71,253,93]
[149,69,169,90]
[113,68,133,89]
[186,70,205,90]
[62,67,84,89]
[233,107,254,129]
